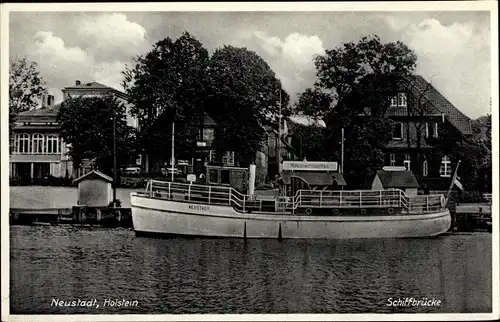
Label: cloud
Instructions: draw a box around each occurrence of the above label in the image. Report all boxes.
[390,18,491,118]
[234,31,325,103]
[26,14,149,103]
[78,13,148,60]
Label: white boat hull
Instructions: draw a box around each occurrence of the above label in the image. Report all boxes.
[131,193,451,239]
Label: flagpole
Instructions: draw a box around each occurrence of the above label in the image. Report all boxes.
[340,128,344,175]
[445,159,461,207]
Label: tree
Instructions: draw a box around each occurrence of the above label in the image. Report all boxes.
[9,57,48,149]
[206,45,290,166]
[122,32,210,170]
[289,123,329,161]
[57,96,135,176]
[297,35,417,187]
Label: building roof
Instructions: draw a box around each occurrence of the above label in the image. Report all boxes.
[15,105,61,124]
[73,170,113,184]
[375,170,420,189]
[64,82,115,90]
[409,75,472,135]
[62,81,128,100]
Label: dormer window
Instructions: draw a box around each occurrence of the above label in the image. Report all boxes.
[390,93,407,107]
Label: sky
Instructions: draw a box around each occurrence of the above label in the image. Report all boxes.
[8,9,492,120]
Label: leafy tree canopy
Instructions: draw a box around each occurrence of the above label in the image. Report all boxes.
[57,96,135,176]
[122,32,210,163]
[295,34,418,187]
[9,57,48,149]
[206,45,291,166]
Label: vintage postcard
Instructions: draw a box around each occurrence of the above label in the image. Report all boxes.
[1,1,498,321]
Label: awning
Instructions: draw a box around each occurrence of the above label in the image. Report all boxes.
[282,171,346,186]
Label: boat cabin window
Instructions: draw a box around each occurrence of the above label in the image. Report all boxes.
[220,170,230,184]
[209,169,218,183]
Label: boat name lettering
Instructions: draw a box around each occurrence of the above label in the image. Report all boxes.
[189,205,210,212]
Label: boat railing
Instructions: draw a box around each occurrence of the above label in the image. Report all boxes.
[142,180,445,214]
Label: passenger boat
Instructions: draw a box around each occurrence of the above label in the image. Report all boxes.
[130,179,451,239]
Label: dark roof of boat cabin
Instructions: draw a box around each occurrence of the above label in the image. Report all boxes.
[375,170,420,189]
[282,171,346,186]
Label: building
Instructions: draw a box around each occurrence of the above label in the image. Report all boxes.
[62,80,140,177]
[62,80,138,129]
[9,94,73,184]
[380,75,472,191]
[10,81,140,183]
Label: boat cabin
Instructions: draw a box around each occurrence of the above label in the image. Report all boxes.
[280,161,346,196]
[205,165,249,192]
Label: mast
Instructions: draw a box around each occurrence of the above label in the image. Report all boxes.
[340,127,344,175]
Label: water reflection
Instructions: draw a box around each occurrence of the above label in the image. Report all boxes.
[10,226,491,314]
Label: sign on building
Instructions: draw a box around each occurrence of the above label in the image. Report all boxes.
[282,161,338,172]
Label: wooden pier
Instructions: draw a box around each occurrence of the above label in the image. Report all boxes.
[10,206,132,228]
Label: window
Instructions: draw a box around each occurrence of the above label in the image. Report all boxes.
[209,169,218,183]
[423,160,428,177]
[404,154,411,171]
[389,153,396,166]
[392,123,403,140]
[425,123,429,138]
[390,93,407,107]
[208,150,216,162]
[17,134,30,153]
[398,93,407,107]
[220,170,230,184]
[433,123,439,138]
[32,134,44,154]
[135,155,142,166]
[202,128,215,146]
[439,155,452,177]
[46,135,59,154]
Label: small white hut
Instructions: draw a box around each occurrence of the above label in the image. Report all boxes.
[73,170,113,207]
[371,166,420,197]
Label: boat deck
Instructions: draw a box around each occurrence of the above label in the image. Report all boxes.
[136,180,445,215]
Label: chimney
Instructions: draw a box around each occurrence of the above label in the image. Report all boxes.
[47,95,54,108]
[41,93,48,109]
[76,80,81,86]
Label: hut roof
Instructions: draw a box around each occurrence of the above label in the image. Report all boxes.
[375,170,420,189]
[73,170,113,184]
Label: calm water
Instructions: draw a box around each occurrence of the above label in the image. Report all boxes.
[10,226,491,314]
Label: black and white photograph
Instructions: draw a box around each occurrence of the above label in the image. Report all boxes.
[1,2,498,321]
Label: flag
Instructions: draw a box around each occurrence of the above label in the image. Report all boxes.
[454,177,464,191]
